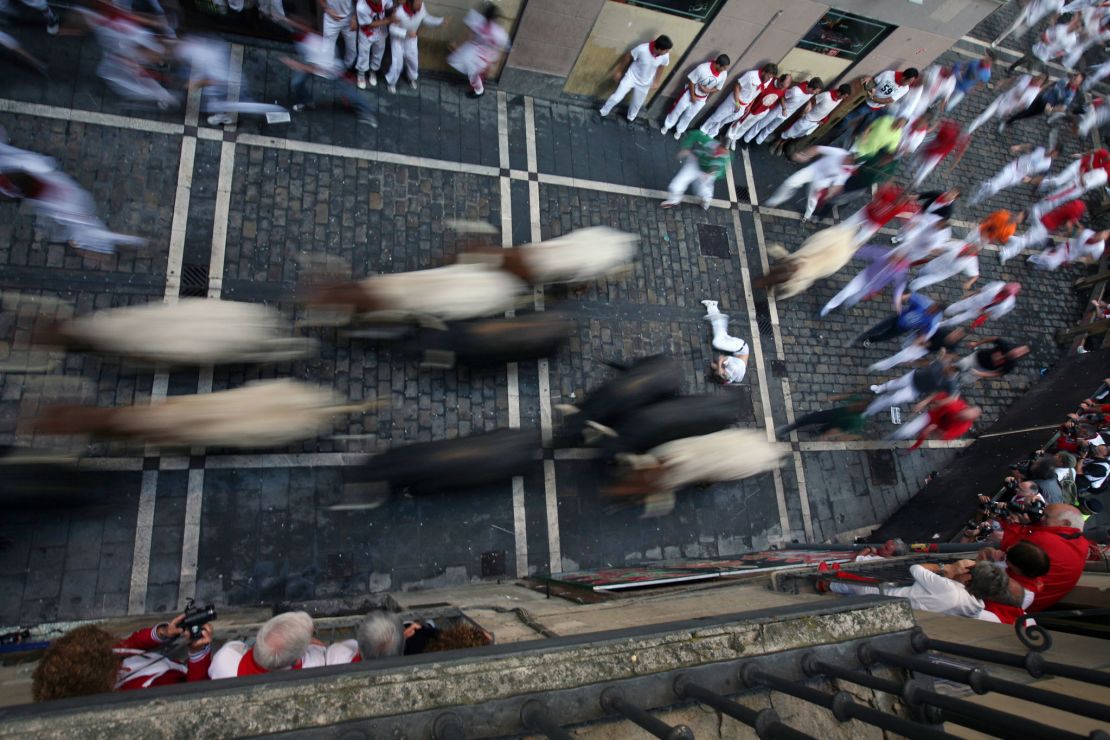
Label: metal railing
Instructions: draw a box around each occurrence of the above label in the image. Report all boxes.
[264,624,1110,739]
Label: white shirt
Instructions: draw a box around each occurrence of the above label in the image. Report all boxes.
[1015,147,1054,177]
[389,2,444,39]
[297,31,343,78]
[902,565,985,617]
[175,37,230,87]
[867,70,910,109]
[1034,24,1078,62]
[688,61,727,99]
[355,0,393,40]
[722,355,747,384]
[323,0,353,17]
[626,42,669,87]
[809,146,855,187]
[1070,228,1107,262]
[804,90,843,122]
[325,639,360,665]
[779,84,815,117]
[734,69,764,107]
[209,640,327,679]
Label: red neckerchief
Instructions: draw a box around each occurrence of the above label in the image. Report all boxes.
[829,90,842,101]
[709,62,722,76]
[894,71,905,85]
[403,0,415,13]
[648,41,658,56]
[367,0,384,12]
[351,653,363,663]
[237,649,303,676]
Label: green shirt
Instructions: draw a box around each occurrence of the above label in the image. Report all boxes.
[853,115,902,160]
[680,130,730,180]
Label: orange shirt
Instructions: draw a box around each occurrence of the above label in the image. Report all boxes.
[979,210,1017,244]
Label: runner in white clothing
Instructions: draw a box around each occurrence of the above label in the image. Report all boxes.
[447,3,509,98]
[1031,167,1108,219]
[1029,228,1108,270]
[661,54,730,140]
[968,74,1044,134]
[319,0,356,71]
[749,77,822,146]
[909,239,981,292]
[385,0,445,93]
[991,0,1064,47]
[353,0,393,88]
[726,72,792,148]
[970,142,1056,205]
[702,300,748,385]
[1078,98,1110,138]
[774,83,850,152]
[940,281,1021,328]
[599,35,672,121]
[698,63,776,138]
[764,145,855,221]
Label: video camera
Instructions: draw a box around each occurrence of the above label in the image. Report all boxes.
[182,599,217,640]
[980,496,1046,522]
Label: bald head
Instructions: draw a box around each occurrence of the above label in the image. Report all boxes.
[1043,504,1084,530]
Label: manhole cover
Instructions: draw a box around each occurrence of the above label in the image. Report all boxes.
[866,449,899,487]
[697,224,731,259]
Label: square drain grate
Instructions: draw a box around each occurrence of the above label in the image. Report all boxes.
[180,263,209,298]
[866,449,899,487]
[697,224,731,259]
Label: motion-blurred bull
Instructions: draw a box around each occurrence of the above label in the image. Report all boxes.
[587,394,743,456]
[555,355,684,446]
[605,429,786,516]
[35,379,375,450]
[460,227,639,285]
[36,298,316,366]
[304,263,527,324]
[338,428,540,502]
[380,313,572,368]
[753,224,858,299]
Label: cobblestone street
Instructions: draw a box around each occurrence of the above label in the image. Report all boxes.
[0,4,1097,626]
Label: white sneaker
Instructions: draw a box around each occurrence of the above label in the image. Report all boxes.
[409,79,417,90]
[660,126,669,135]
[728,139,736,151]
[387,83,397,94]
[673,130,681,140]
[369,73,378,87]
[357,73,366,90]
[206,113,233,126]
[702,200,712,211]
[599,108,609,118]
[870,384,881,393]
[701,299,717,309]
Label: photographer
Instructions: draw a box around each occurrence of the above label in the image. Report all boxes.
[32,614,213,701]
[995,503,1090,612]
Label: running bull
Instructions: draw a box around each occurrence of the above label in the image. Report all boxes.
[605,429,786,516]
[587,394,743,456]
[460,226,639,285]
[555,354,684,446]
[353,313,572,369]
[304,263,528,324]
[753,224,858,299]
[35,379,375,450]
[35,298,316,366]
[339,428,540,501]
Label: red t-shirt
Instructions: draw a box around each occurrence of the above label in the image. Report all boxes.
[1081,148,1109,173]
[1000,521,1089,612]
[1041,200,1086,232]
[748,82,787,116]
[910,395,973,449]
[925,122,962,155]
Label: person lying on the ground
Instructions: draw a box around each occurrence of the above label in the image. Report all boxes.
[33,615,213,700]
[701,299,749,385]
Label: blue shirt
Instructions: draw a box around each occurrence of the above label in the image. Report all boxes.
[896,294,939,337]
[1043,79,1076,109]
[953,60,990,92]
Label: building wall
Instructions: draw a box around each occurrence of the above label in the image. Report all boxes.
[848,24,960,79]
[503,0,605,78]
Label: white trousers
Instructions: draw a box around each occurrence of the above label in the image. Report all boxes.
[865,370,920,417]
[700,98,747,137]
[665,157,714,206]
[1000,223,1047,262]
[663,91,706,135]
[322,14,357,70]
[912,153,945,188]
[1032,169,1108,218]
[601,74,650,121]
[869,343,929,372]
[728,109,770,143]
[765,167,834,220]
[356,33,387,73]
[1028,242,1069,270]
[751,109,787,145]
[971,163,1026,204]
[780,117,819,141]
[969,94,1010,134]
[705,302,747,353]
[1039,160,1080,192]
[386,36,419,85]
[890,413,931,440]
[821,268,874,317]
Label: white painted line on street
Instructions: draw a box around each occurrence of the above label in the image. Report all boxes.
[235,133,501,178]
[498,91,529,579]
[525,96,561,573]
[208,141,236,299]
[163,138,198,302]
[0,98,185,135]
[176,467,205,609]
[782,378,813,541]
[127,469,158,614]
[798,438,974,452]
[740,149,759,207]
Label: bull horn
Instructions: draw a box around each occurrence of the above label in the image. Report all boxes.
[767,244,790,260]
[554,403,579,416]
[584,420,618,438]
[328,399,386,415]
